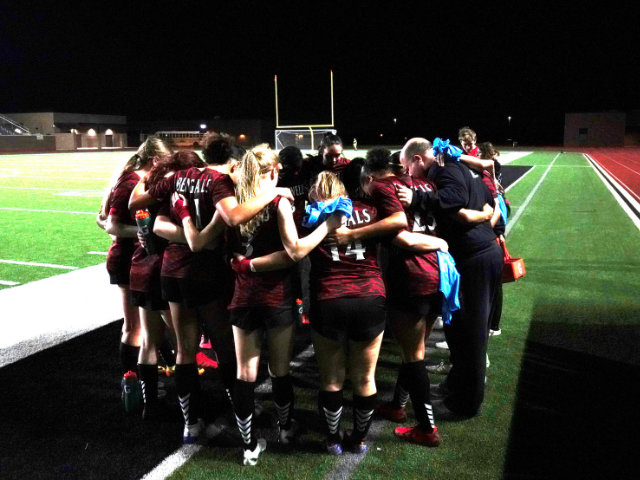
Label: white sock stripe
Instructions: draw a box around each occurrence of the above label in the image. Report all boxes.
[235,414,253,428]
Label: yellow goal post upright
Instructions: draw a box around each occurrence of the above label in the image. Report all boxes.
[274,70,336,151]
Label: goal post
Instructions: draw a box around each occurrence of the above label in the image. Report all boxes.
[274,71,335,150]
[274,128,337,151]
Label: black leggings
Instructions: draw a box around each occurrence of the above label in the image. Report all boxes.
[489,282,503,331]
[443,241,503,416]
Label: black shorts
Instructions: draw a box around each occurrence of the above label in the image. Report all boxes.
[130,289,169,312]
[229,305,295,332]
[386,292,442,318]
[109,271,130,286]
[161,275,225,310]
[310,296,386,343]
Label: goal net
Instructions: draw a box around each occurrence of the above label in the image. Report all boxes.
[275,129,337,151]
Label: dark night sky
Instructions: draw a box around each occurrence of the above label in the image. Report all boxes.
[1,3,637,145]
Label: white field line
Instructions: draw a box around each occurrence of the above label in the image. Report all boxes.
[88,251,109,255]
[0,259,78,269]
[0,280,20,286]
[0,168,113,173]
[497,151,533,165]
[505,153,560,237]
[140,343,317,480]
[0,175,110,180]
[583,154,640,203]
[0,186,97,191]
[584,154,640,232]
[0,207,96,214]
[505,165,536,192]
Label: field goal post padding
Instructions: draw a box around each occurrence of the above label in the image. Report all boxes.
[275,128,337,151]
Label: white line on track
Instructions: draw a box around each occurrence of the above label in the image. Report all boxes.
[88,251,109,256]
[141,343,316,480]
[0,280,20,286]
[0,259,78,269]
[583,154,640,203]
[0,207,96,215]
[584,154,640,232]
[505,165,536,192]
[505,153,560,237]
[589,152,640,176]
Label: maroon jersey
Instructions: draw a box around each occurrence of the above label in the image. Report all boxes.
[229,198,292,309]
[481,171,498,199]
[149,167,235,279]
[370,175,440,297]
[310,155,351,183]
[106,170,140,275]
[306,199,385,302]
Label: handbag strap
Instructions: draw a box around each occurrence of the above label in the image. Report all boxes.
[499,238,512,260]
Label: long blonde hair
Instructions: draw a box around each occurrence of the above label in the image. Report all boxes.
[311,171,346,202]
[235,144,280,237]
[99,136,172,217]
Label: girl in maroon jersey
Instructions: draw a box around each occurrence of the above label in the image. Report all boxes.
[97,137,172,409]
[131,149,207,420]
[129,135,293,445]
[228,144,341,466]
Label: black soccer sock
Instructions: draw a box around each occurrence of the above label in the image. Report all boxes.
[272,374,295,430]
[138,363,159,407]
[234,379,257,451]
[352,393,377,441]
[159,332,176,368]
[176,363,200,426]
[405,360,435,432]
[392,363,411,408]
[319,390,344,442]
[120,342,140,376]
[217,361,237,407]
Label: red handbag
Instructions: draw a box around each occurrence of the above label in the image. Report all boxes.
[500,238,526,282]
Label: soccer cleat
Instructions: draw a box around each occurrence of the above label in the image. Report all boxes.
[395,425,441,447]
[183,419,204,444]
[435,341,449,350]
[325,440,343,455]
[196,352,218,371]
[199,334,212,349]
[278,419,299,445]
[242,438,267,466]
[489,328,501,336]
[374,401,407,423]
[426,361,451,375]
[433,316,444,330]
[343,431,367,454]
[486,354,490,368]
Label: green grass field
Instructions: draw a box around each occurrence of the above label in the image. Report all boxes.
[1,150,639,479]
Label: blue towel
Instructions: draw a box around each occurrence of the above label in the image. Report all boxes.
[437,251,461,325]
[302,197,353,228]
[433,137,463,161]
[497,194,508,225]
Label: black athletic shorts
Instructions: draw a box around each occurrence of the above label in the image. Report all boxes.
[386,292,442,318]
[229,305,295,332]
[109,271,130,286]
[310,296,386,343]
[130,289,169,312]
[161,275,225,310]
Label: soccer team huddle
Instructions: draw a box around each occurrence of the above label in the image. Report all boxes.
[97,128,506,466]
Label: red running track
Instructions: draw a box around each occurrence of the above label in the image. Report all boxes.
[583,148,640,203]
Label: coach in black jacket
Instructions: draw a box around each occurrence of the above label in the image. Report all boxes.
[398,138,503,418]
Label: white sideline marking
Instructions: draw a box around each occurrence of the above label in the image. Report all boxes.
[0,280,20,286]
[505,165,536,192]
[142,343,316,480]
[584,154,640,203]
[505,153,560,237]
[0,263,122,365]
[0,207,96,215]
[498,151,533,165]
[0,259,78,270]
[584,154,640,232]
[8,175,110,180]
[88,251,109,256]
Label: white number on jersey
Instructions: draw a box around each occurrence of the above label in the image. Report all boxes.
[330,241,366,262]
[242,235,254,257]
[193,198,203,230]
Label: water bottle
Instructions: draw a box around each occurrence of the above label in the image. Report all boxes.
[135,210,156,255]
[121,370,143,413]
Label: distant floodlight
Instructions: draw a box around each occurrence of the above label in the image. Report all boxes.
[239,134,246,139]
[200,124,207,129]
[298,135,303,139]
[380,134,384,137]
[393,118,397,124]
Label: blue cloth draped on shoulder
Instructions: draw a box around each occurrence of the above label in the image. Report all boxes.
[302,197,353,228]
[437,251,460,325]
[432,137,463,161]
[497,193,508,224]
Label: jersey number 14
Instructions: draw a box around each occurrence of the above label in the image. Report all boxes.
[330,241,366,261]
